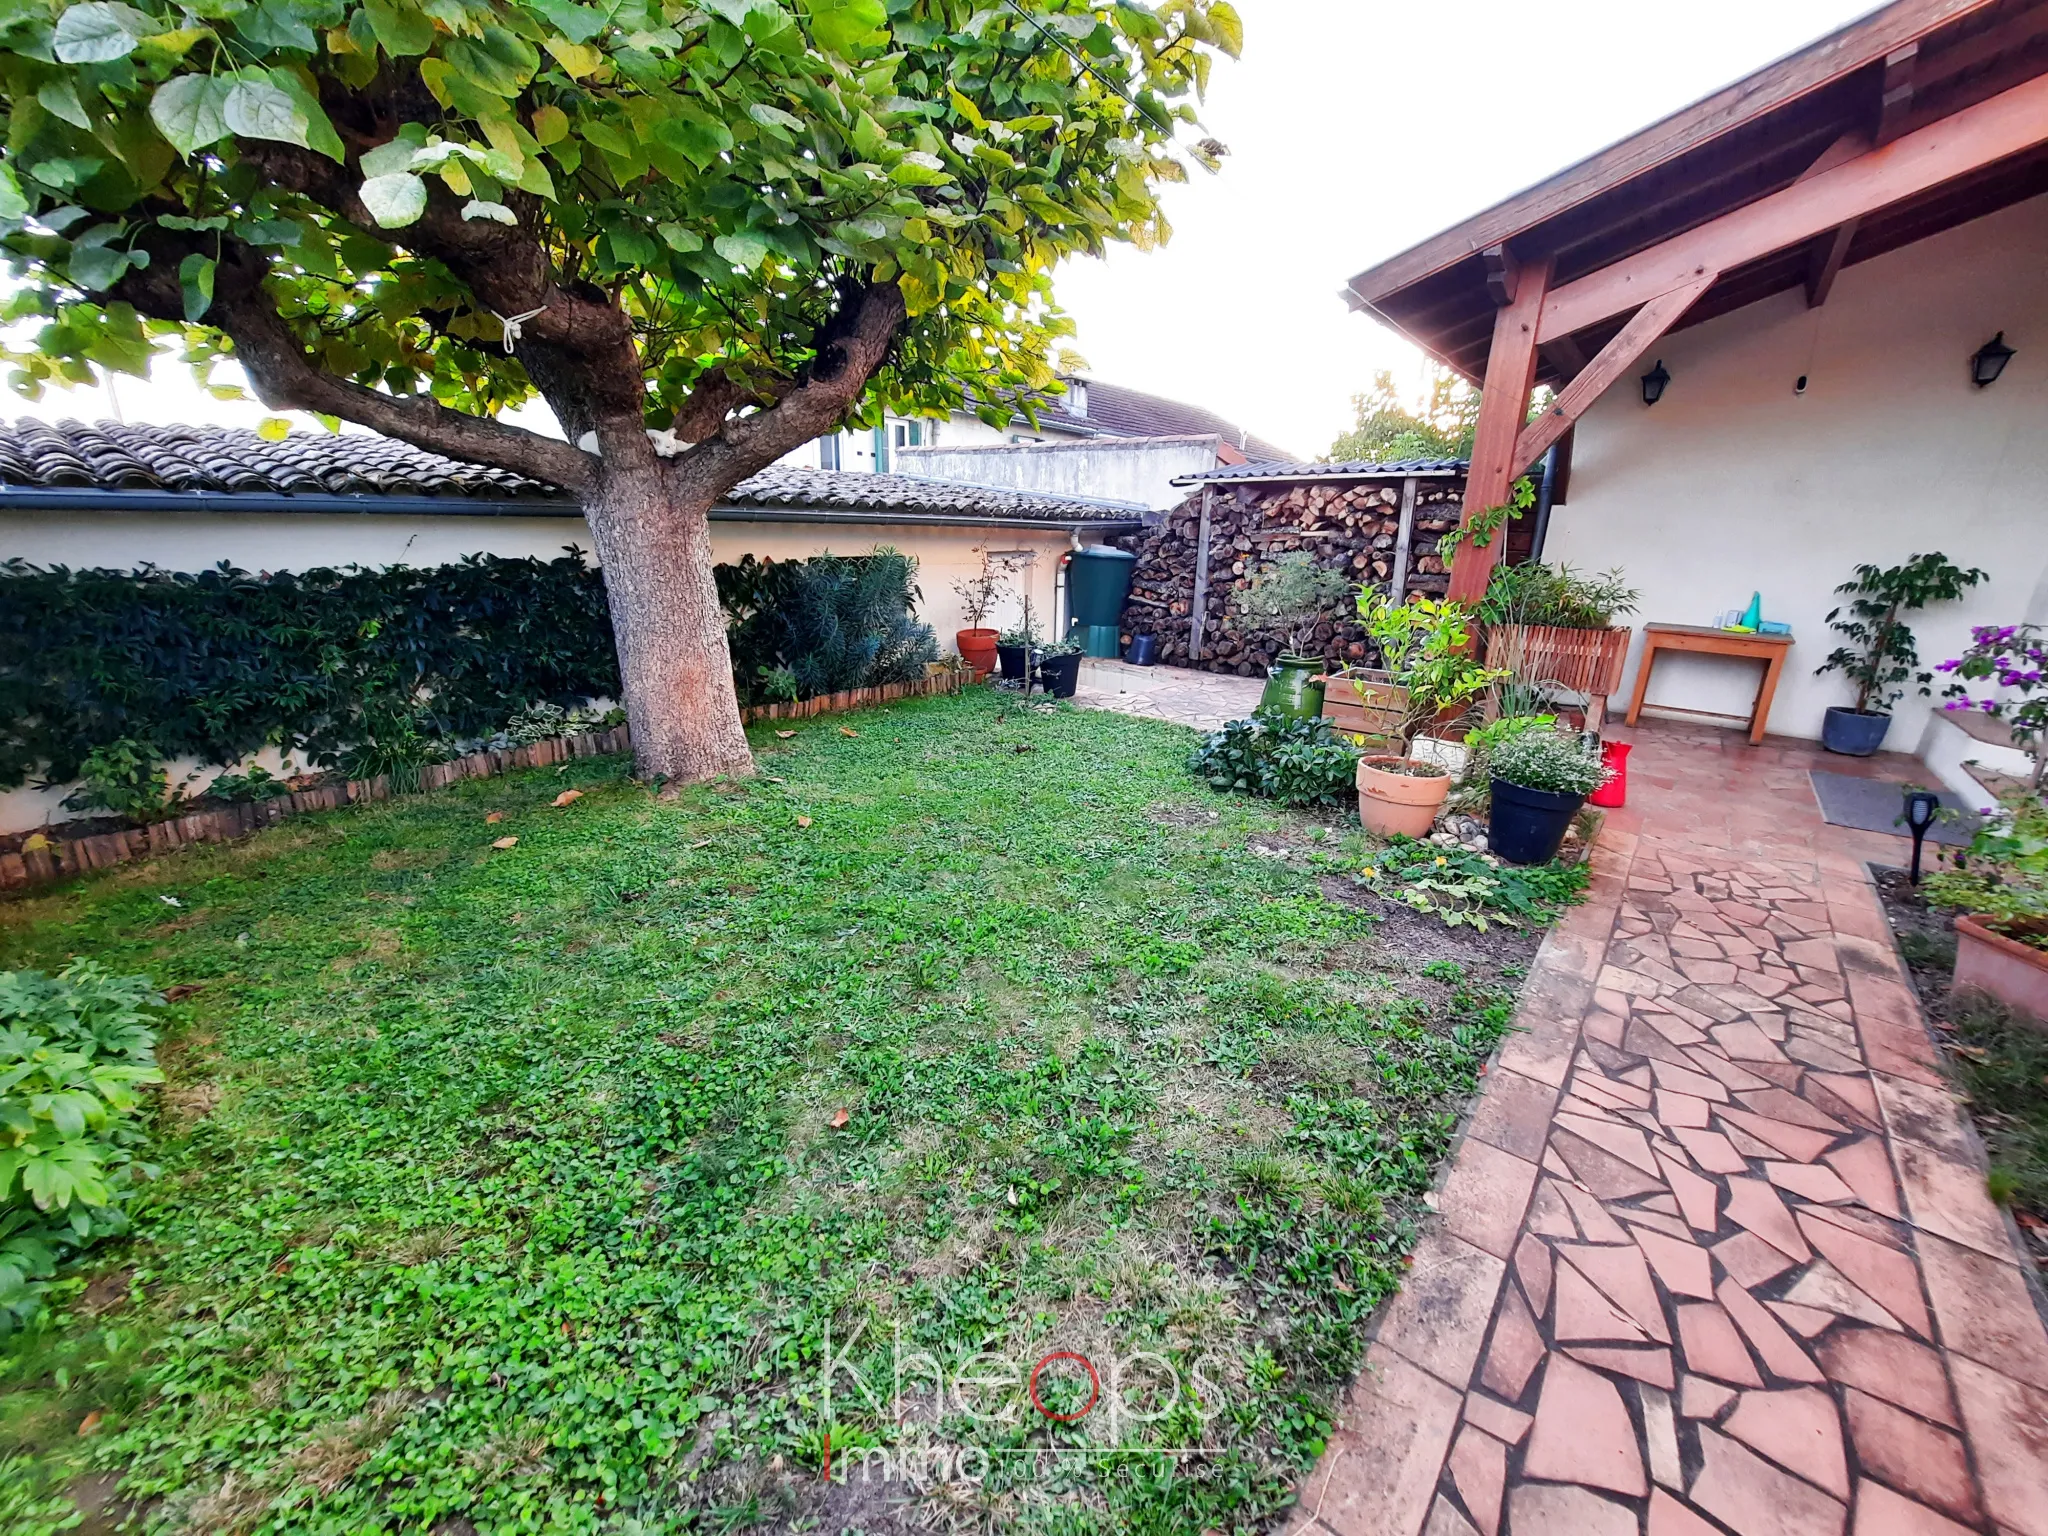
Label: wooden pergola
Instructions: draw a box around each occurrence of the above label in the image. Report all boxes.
[1344,0,2048,603]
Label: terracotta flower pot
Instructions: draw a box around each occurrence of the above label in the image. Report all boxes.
[1356,755,1451,838]
[956,627,999,678]
[1954,914,2048,1026]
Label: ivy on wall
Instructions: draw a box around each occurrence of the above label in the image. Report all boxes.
[0,551,618,789]
[1,547,940,789]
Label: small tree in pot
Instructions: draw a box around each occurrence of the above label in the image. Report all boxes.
[1239,553,1355,720]
[1487,728,1609,865]
[1352,592,1506,837]
[952,551,1012,680]
[1816,553,1985,756]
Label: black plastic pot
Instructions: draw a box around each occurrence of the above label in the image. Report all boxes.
[1126,633,1160,666]
[997,643,1029,681]
[1036,652,1083,698]
[1822,706,1891,757]
[1489,778,1585,866]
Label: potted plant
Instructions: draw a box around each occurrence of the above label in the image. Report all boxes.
[1351,592,1506,837]
[952,550,1011,679]
[1816,552,1985,756]
[1034,638,1085,699]
[1238,553,1354,721]
[1924,791,2048,1021]
[1486,727,1609,865]
[1479,562,1640,716]
[1938,622,2048,792]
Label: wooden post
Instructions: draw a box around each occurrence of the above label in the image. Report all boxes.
[1389,476,1419,602]
[1448,253,1552,606]
[1189,485,1214,661]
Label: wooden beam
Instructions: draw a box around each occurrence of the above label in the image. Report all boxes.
[1344,0,1999,309]
[1189,487,1213,661]
[1798,130,1873,181]
[1483,244,1519,306]
[1389,476,1419,602]
[1915,4,2048,93]
[1536,69,2048,343]
[1541,334,1590,382]
[1447,257,1551,606]
[1513,274,1716,474]
[1878,43,1921,143]
[1805,219,1859,305]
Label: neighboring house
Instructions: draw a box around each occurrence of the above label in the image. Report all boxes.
[896,433,1237,512]
[1344,0,2048,783]
[786,374,1296,475]
[0,419,1142,642]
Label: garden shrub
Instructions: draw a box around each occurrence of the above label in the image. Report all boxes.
[717,549,938,706]
[1190,712,1361,808]
[0,963,164,1333]
[0,552,618,790]
[1486,728,1609,796]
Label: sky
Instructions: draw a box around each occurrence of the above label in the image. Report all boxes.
[7,0,1882,452]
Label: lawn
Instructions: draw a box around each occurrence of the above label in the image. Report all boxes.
[0,691,1528,1536]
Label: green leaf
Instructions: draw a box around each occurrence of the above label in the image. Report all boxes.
[444,27,538,96]
[523,0,606,43]
[461,198,516,224]
[66,241,128,291]
[265,67,345,162]
[530,104,568,145]
[178,250,214,321]
[656,221,701,252]
[712,231,769,269]
[364,0,434,56]
[234,0,317,51]
[52,2,160,63]
[889,151,949,186]
[359,171,427,227]
[0,166,28,224]
[223,78,309,147]
[37,81,93,131]
[149,74,235,157]
[804,0,883,55]
[359,126,429,180]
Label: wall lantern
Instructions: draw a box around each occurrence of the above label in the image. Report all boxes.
[1640,359,1671,406]
[1971,331,2015,388]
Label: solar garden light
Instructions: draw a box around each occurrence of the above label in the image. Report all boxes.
[1902,789,1941,884]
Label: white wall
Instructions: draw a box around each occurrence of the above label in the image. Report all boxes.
[0,510,1079,833]
[899,436,1217,511]
[1548,192,2048,747]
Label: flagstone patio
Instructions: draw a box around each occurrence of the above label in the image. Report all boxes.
[1299,719,2048,1536]
[1071,656,1265,732]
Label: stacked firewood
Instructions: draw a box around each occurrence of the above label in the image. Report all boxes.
[1114,474,1467,676]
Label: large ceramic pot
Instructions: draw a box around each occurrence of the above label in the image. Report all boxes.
[1489,778,1585,865]
[956,627,999,678]
[1260,654,1328,720]
[1822,706,1892,757]
[1954,915,2048,1025]
[1356,755,1451,838]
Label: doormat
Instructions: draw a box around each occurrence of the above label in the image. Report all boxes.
[1808,770,1979,846]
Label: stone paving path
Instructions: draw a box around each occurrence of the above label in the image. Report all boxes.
[1302,721,2048,1536]
[1070,657,1264,733]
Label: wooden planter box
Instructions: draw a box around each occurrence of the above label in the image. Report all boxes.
[1318,667,1406,745]
[1955,914,2048,1027]
[1483,623,1633,697]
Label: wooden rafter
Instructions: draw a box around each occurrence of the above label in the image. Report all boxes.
[1536,69,2048,343]
[1512,274,1717,474]
[1805,220,1859,305]
[1878,43,1922,142]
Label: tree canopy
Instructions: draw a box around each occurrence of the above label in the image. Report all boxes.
[0,0,1241,492]
[1327,366,1480,465]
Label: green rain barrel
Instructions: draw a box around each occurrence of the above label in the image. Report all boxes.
[1066,546,1138,658]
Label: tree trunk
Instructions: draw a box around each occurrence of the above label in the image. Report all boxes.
[580,458,754,783]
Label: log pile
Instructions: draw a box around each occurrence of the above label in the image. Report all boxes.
[1114,472,1468,676]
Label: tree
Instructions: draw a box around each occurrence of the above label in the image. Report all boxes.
[1328,365,1479,464]
[0,0,1241,782]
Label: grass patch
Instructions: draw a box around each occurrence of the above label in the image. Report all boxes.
[0,692,1525,1534]
[1948,991,2048,1214]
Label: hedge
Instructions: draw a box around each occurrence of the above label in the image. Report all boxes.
[1,547,939,790]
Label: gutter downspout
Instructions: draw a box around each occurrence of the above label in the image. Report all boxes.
[1529,444,1560,563]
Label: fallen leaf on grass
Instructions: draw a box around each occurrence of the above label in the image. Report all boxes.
[796,816,813,828]
[21,832,52,853]
[552,789,583,807]
[839,726,859,738]
[491,836,519,850]
[689,840,711,849]
[828,1108,850,1129]
[763,775,786,784]
[162,983,204,1002]
[484,811,505,824]
[775,730,797,739]
[76,1411,101,1437]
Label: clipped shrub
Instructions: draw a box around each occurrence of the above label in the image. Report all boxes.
[0,963,164,1332]
[1191,712,1361,808]
[1488,729,1609,797]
